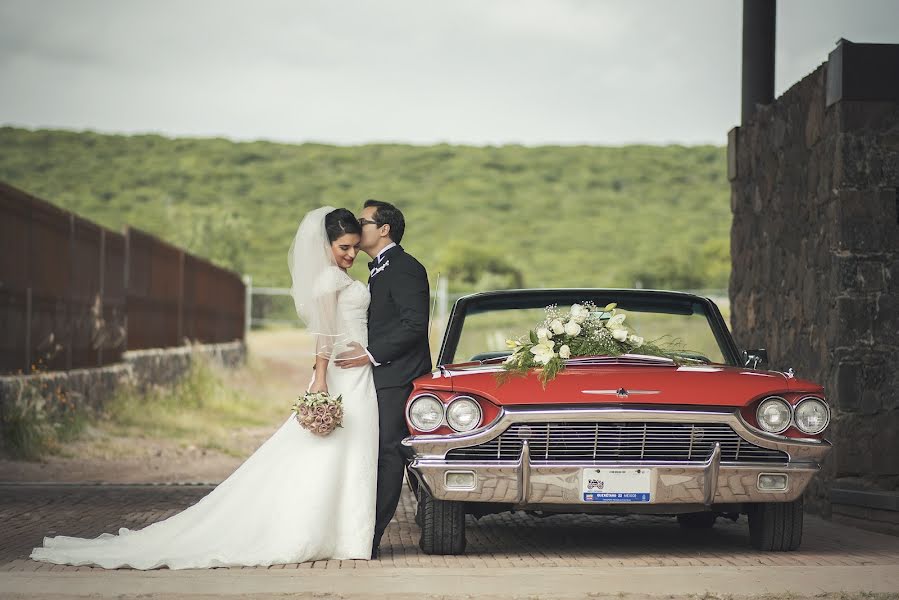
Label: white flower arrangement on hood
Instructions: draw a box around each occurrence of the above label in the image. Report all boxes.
[497,300,684,387]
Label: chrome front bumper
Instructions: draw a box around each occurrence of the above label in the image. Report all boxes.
[402,407,832,508]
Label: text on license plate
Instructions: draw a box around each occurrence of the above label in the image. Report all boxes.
[582,468,652,502]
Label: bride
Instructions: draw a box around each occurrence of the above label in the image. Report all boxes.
[30,207,379,569]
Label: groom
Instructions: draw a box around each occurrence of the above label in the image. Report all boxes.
[335,199,432,559]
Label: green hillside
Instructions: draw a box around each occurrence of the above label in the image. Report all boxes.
[0,127,731,291]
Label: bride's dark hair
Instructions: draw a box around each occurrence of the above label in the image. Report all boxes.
[325,208,362,242]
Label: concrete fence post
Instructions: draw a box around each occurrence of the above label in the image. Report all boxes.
[437,275,448,333]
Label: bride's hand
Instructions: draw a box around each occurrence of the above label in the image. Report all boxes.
[308,376,328,394]
[334,341,370,369]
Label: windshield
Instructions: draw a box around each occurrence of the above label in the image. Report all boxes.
[443,294,734,366]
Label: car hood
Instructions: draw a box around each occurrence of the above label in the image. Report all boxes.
[428,359,823,407]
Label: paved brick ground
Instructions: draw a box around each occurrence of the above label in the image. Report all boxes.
[2,483,899,572]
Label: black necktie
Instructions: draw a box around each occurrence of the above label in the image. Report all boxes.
[368,260,377,271]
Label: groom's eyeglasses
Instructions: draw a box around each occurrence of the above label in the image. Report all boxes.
[358,218,379,227]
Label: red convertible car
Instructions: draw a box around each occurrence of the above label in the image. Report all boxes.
[402,289,831,554]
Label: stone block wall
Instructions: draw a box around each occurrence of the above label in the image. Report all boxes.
[125,343,246,394]
[729,59,899,515]
[0,341,246,427]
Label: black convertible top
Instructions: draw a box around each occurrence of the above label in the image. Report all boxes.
[437,288,740,366]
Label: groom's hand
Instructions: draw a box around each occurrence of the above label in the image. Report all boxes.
[335,342,371,369]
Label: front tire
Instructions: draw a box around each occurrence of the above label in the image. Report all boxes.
[748,497,803,551]
[418,486,466,555]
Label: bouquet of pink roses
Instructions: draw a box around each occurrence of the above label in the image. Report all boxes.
[292,391,344,436]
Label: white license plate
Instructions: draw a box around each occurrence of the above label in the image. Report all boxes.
[582,468,652,502]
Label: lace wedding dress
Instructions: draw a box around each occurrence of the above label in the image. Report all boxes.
[31,271,378,569]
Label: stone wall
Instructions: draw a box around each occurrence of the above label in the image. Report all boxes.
[125,343,246,394]
[0,341,246,425]
[729,53,899,518]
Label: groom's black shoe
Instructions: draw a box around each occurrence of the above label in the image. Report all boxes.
[370,546,380,560]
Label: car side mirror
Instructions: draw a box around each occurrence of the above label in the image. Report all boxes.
[742,348,769,369]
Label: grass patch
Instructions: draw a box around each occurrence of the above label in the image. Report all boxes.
[1,349,289,461]
[98,354,285,457]
[0,379,89,460]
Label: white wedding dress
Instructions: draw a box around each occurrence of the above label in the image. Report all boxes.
[31,272,378,569]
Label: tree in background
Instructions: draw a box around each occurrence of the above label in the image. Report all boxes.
[625,238,730,291]
[169,208,248,275]
[0,128,731,291]
[438,240,525,292]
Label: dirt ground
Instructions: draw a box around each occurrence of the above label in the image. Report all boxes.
[0,329,314,484]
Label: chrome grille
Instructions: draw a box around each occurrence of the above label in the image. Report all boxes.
[444,422,788,463]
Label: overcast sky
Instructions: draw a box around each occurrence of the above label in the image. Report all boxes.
[1,0,897,146]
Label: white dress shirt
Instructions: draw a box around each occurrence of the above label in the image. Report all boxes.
[365,242,397,366]
[374,242,396,264]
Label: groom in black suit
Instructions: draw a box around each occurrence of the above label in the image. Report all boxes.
[335,199,432,559]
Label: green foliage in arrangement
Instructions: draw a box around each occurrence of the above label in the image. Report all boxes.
[0,127,731,291]
[101,354,273,457]
[500,302,692,387]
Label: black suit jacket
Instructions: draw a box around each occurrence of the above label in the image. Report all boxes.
[366,245,433,390]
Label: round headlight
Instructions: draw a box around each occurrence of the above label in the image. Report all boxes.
[446,396,482,433]
[794,397,830,435]
[756,396,791,434]
[408,395,444,432]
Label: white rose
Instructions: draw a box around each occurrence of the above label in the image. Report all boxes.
[569,304,588,324]
[612,328,628,342]
[628,334,644,347]
[559,344,571,359]
[564,320,581,336]
[536,327,550,341]
[550,319,565,335]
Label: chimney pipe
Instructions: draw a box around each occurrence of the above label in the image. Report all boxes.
[741,0,776,123]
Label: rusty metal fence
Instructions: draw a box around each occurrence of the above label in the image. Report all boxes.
[0,182,245,375]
